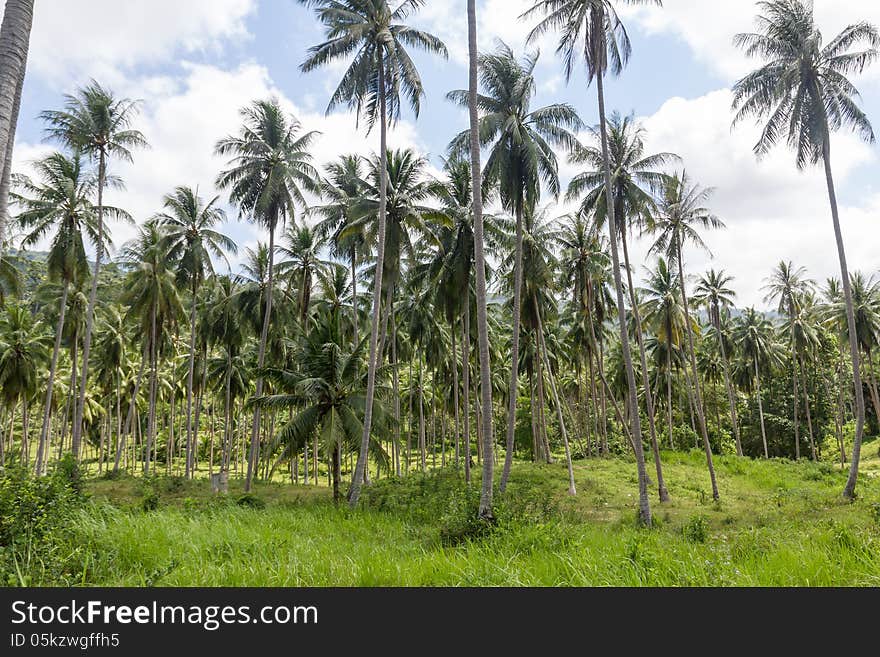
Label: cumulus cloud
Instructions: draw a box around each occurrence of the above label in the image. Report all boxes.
[28,0,256,84]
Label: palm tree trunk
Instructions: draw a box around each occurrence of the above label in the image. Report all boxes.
[792,346,800,460]
[621,232,667,500]
[755,355,769,458]
[595,72,651,526]
[391,305,401,477]
[451,319,461,467]
[667,356,675,450]
[184,286,198,478]
[246,221,275,491]
[115,345,146,473]
[822,138,868,498]
[715,309,742,455]
[676,253,719,500]
[349,54,388,507]
[534,299,575,495]
[418,357,426,472]
[72,150,106,461]
[35,282,68,475]
[144,304,158,475]
[332,443,341,504]
[0,0,34,245]
[533,333,552,463]
[499,204,524,492]
[799,354,816,461]
[865,350,880,428]
[350,248,359,344]
[193,357,208,474]
[468,0,495,518]
[462,296,471,483]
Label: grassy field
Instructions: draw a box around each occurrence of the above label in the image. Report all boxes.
[53,441,880,587]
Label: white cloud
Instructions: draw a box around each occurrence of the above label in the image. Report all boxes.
[621,0,880,82]
[12,62,427,271]
[28,0,256,84]
[612,89,879,307]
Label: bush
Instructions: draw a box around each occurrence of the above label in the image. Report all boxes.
[139,477,160,512]
[54,453,84,495]
[0,465,83,585]
[236,493,266,509]
[682,515,709,544]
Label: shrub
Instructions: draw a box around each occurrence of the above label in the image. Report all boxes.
[0,465,82,585]
[682,515,709,544]
[236,493,266,509]
[139,477,160,512]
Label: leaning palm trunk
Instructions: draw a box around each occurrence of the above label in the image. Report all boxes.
[824,136,868,499]
[184,287,198,478]
[534,299,575,496]
[246,223,275,491]
[468,0,495,518]
[498,205,524,493]
[72,151,106,460]
[0,0,34,245]
[676,254,719,500]
[35,283,69,475]
[622,232,668,502]
[596,72,651,526]
[349,56,388,507]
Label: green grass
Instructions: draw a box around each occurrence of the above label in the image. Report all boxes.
[63,441,880,586]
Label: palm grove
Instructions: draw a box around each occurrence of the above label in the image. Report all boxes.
[0,0,878,527]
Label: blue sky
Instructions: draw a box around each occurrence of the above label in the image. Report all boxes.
[10,0,880,307]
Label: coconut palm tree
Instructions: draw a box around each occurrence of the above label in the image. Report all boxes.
[155,185,235,478]
[448,42,582,493]
[40,81,147,461]
[522,0,663,526]
[650,171,723,500]
[0,0,35,244]
[300,0,447,506]
[255,308,389,503]
[732,0,879,498]
[567,112,677,500]
[0,301,47,465]
[313,154,366,341]
[763,260,815,460]
[694,269,742,456]
[277,224,328,329]
[119,222,184,474]
[215,98,319,492]
[12,151,126,473]
[733,307,781,458]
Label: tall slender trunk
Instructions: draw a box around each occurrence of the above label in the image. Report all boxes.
[498,205,524,492]
[0,0,34,245]
[350,248,359,344]
[184,285,198,478]
[114,345,146,472]
[715,308,742,455]
[247,222,276,491]
[193,357,208,475]
[799,354,816,461]
[469,0,494,517]
[332,443,341,503]
[792,346,800,460]
[418,357,426,472]
[755,356,769,459]
[222,353,233,473]
[35,282,69,475]
[144,304,158,475]
[621,232,668,501]
[462,295,471,483]
[391,306,400,477]
[349,54,387,507]
[533,333,551,463]
[451,319,461,467]
[534,299,575,495]
[72,150,106,460]
[676,253,718,500]
[823,138,867,498]
[596,73,651,526]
